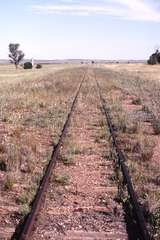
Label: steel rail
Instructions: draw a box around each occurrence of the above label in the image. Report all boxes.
[14,70,86,240]
[95,75,150,240]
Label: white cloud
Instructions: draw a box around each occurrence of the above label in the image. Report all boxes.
[112,0,160,21]
[31,0,160,22]
[31,4,124,16]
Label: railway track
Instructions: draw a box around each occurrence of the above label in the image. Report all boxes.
[9,68,151,240]
[26,70,127,240]
[95,72,151,240]
[11,71,86,240]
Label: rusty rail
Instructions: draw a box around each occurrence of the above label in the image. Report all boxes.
[95,75,150,240]
[13,71,86,240]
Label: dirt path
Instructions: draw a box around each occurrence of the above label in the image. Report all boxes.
[32,70,127,239]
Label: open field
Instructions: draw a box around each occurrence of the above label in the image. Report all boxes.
[103,63,160,83]
[0,64,160,239]
[101,63,160,119]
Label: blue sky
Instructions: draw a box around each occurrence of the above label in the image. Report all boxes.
[0,0,160,59]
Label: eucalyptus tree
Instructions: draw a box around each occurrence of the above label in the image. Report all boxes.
[9,43,25,69]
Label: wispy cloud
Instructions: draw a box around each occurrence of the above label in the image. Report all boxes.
[31,0,160,22]
[113,0,160,21]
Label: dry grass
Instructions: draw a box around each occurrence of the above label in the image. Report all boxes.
[53,173,70,186]
[101,63,160,120]
[0,64,85,226]
[1,64,159,238]
[95,65,160,239]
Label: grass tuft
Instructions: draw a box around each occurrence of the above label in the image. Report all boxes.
[60,155,74,165]
[4,175,14,191]
[20,204,30,218]
[53,173,70,186]
[17,192,30,205]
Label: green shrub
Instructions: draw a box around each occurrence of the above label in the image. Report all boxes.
[24,62,32,69]
[36,64,42,69]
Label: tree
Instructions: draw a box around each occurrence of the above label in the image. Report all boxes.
[9,43,25,69]
[148,48,160,65]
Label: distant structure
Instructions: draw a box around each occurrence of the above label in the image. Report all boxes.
[148,49,160,65]
[31,58,34,67]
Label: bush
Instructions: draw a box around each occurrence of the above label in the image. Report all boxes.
[24,62,32,69]
[36,64,42,69]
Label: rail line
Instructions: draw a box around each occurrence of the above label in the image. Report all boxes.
[95,73,150,240]
[11,69,151,240]
[11,71,86,240]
